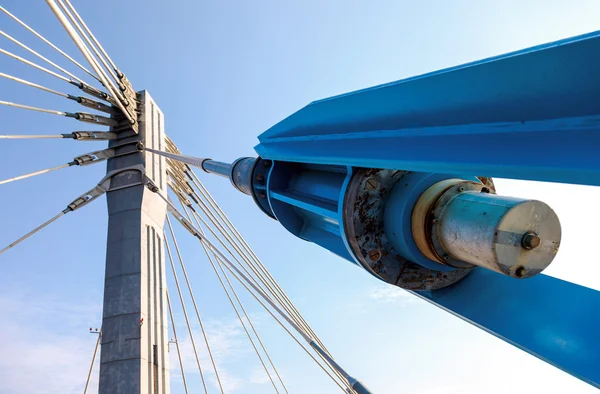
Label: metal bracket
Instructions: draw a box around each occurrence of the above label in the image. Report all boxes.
[65,111,120,127]
[64,176,112,213]
[103,164,146,193]
[68,131,118,141]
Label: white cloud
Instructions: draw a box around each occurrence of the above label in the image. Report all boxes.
[419,386,464,394]
[0,291,101,394]
[368,285,416,306]
[249,366,274,385]
[170,314,274,393]
[0,288,275,394]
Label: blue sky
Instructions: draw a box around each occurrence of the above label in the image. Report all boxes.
[1,1,599,393]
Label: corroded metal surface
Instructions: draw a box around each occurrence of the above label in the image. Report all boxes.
[429,181,485,269]
[342,168,470,291]
[433,185,561,278]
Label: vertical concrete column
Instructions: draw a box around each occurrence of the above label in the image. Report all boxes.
[99,91,169,394]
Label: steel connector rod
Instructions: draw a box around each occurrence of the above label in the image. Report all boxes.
[409,179,561,279]
[140,146,258,196]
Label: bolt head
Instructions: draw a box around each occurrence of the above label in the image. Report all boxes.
[521,232,541,250]
[365,178,379,191]
[368,249,382,262]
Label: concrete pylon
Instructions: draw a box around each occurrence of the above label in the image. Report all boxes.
[99,91,169,393]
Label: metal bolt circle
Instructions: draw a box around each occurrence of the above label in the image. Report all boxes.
[368,249,382,262]
[365,178,379,191]
[521,232,541,250]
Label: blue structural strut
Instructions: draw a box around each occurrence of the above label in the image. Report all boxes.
[417,271,600,388]
[256,31,600,187]
[162,30,600,390]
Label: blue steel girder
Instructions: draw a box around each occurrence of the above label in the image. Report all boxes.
[255,31,600,187]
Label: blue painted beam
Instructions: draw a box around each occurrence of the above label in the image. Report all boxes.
[256,31,600,186]
[416,271,600,389]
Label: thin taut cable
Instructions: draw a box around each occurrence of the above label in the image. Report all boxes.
[0,5,99,82]
[0,100,66,116]
[0,212,65,256]
[62,0,122,76]
[169,160,350,389]
[83,332,101,394]
[166,216,226,394]
[0,47,70,82]
[1,134,64,139]
[56,0,118,83]
[0,163,72,185]
[0,29,87,84]
[0,72,69,98]
[45,0,134,125]
[162,193,355,393]
[164,235,209,394]
[178,201,285,394]
[188,167,335,357]
[166,292,189,394]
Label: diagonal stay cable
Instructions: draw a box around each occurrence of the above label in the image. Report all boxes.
[165,215,226,394]
[45,0,135,125]
[161,147,345,385]
[187,169,329,343]
[183,164,336,363]
[0,5,99,82]
[1,46,69,82]
[172,159,311,337]
[0,71,70,98]
[156,185,365,393]
[164,235,209,394]
[168,183,354,393]
[159,140,333,357]
[0,99,119,127]
[167,172,276,301]
[0,147,116,186]
[56,0,118,83]
[0,72,114,114]
[156,142,346,387]
[62,0,123,78]
[83,331,101,394]
[0,47,116,105]
[0,176,109,256]
[0,100,67,116]
[166,292,189,394]
[182,203,289,394]
[0,163,71,185]
[175,195,286,394]
[1,131,117,141]
[0,28,88,85]
[165,205,350,393]
[1,134,65,139]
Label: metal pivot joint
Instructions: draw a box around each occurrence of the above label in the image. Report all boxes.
[410,179,561,279]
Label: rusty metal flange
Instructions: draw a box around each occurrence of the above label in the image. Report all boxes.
[342,168,473,291]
